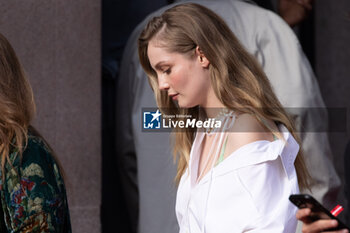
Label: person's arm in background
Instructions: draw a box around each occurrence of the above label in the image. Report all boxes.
[279,0,314,27]
[296,208,349,233]
[253,8,341,207]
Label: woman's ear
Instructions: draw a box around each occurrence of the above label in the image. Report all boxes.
[195,46,210,68]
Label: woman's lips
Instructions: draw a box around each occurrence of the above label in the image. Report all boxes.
[170,93,179,100]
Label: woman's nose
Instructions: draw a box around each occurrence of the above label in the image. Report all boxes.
[158,75,170,90]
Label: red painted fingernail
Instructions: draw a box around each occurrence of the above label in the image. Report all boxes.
[331,205,344,217]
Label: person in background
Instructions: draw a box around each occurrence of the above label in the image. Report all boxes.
[0,33,71,233]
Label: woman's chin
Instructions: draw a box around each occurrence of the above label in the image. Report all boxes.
[177,101,197,109]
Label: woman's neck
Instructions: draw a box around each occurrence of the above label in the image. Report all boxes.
[201,97,226,119]
[199,84,227,118]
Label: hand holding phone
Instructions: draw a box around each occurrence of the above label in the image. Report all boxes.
[289,194,349,232]
[296,208,348,233]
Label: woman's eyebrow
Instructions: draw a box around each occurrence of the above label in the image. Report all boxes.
[155,61,169,70]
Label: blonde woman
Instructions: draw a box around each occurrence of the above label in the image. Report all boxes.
[0,33,71,232]
[138,3,310,233]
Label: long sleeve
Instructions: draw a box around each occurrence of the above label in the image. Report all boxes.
[253,9,341,206]
[1,136,71,233]
[117,22,179,233]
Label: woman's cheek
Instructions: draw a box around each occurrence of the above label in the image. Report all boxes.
[171,75,183,90]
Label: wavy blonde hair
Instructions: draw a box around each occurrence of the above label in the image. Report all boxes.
[0,33,36,177]
[138,3,310,190]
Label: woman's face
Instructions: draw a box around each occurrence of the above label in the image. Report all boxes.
[147,40,211,108]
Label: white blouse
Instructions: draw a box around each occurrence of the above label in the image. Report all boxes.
[175,125,300,233]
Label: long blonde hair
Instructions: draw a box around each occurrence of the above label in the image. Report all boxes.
[138,3,310,190]
[0,33,36,177]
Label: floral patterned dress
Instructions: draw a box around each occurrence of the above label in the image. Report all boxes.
[0,134,71,233]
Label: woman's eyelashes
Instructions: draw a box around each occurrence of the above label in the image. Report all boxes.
[163,68,171,74]
[157,65,171,75]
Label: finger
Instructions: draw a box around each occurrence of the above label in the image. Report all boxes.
[296,208,312,220]
[303,219,338,233]
[323,230,349,233]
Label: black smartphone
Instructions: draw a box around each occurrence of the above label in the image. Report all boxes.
[289,194,349,231]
